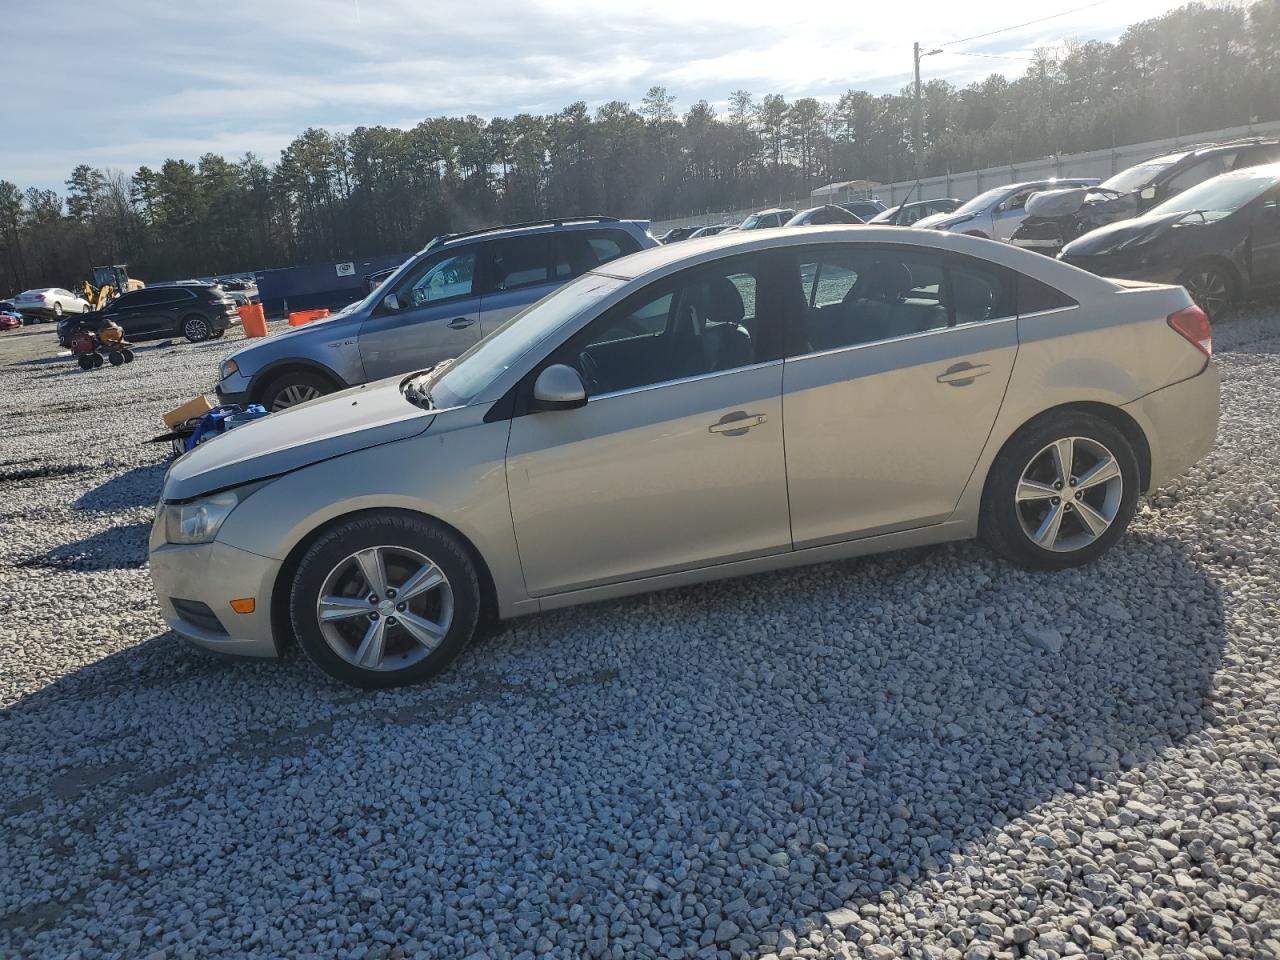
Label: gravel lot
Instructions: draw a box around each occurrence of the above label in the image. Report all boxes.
[1,308,1279,960]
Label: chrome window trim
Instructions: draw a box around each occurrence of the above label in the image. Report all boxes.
[789,315,1018,363]
[587,359,784,402]
[1017,305,1078,320]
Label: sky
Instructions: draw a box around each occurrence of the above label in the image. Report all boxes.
[2,0,1188,191]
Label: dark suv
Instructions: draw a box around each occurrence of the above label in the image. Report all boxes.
[59,283,239,345]
[1012,138,1280,255]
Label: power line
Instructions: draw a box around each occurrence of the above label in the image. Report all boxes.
[939,1,1109,48]
[947,51,1038,62]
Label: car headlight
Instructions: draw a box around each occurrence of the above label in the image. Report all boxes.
[219,358,239,380]
[161,490,244,544]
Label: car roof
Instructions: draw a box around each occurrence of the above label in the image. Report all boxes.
[433,217,646,252]
[592,224,1117,295]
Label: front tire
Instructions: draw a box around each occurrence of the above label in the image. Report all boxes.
[980,411,1139,570]
[260,370,336,411]
[182,314,212,342]
[289,512,481,688]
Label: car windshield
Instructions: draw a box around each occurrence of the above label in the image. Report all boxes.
[738,214,762,230]
[423,272,626,408]
[1147,171,1275,222]
[1099,157,1180,194]
[953,187,1011,215]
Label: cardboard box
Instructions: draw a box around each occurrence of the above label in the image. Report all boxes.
[163,394,214,429]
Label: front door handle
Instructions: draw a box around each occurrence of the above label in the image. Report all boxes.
[709,411,767,436]
[448,317,476,329]
[936,362,992,386]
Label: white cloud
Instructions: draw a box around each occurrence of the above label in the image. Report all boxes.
[0,0,1186,188]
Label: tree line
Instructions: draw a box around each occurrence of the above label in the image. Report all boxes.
[2,0,1279,294]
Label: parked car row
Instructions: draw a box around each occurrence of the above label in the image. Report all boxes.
[152,221,1220,689]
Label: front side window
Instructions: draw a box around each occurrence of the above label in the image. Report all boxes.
[402,247,478,306]
[796,246,1014,352]
[546,256,771,396]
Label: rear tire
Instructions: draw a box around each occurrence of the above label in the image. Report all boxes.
[260,370,336,411]
[108,351,124,366]
[980,411,1139,570]
[77,355,94,371]
[1179,261,1235,319]
[289,512,481,689]
[181,314,212,342]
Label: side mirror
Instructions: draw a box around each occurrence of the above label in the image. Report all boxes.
[382,292,401,312]
[1140,186,1158,202]
[531,364,587,411]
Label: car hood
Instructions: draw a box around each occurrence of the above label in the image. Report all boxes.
[1060,210,1191,256]
[915,211,975,231]
[162,376,434,501]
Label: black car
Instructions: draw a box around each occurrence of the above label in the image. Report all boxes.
[1059,163,1280,318]
[658,226,700,244]
[837,199,887,221]
[869,198,961,226]
[59,283,239,345]
[1013,138,1280,256]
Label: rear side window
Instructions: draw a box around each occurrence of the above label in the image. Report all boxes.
[490,235,552,291]
[947,257,1015,326]
[1018,275,1077,314]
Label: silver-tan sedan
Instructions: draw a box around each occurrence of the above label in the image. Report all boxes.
[150,227,1219,688]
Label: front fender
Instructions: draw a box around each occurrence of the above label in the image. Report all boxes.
[215,404,531,618]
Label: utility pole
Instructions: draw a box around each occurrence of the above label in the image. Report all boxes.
[913,43,942,182]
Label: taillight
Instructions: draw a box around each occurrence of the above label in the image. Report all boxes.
[1168,305,1212,358]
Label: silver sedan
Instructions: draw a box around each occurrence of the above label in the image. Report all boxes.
[150,227,1219,688]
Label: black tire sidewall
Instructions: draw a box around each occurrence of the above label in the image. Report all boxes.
[1179,261,1235,317]
[289,512,481,689]
[981,411,1140,570]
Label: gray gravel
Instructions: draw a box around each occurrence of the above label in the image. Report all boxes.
[2,308,1280,960]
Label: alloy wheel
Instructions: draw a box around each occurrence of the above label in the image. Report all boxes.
[271,383,322,410]
[1183,268,1230,317]
[184,316,211,341]
[1015,436,1123,553]
[315,545,454,672]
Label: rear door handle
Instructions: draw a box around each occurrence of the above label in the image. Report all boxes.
[709,411,767,436]
[448,317,476,329]
[936,362,992,386]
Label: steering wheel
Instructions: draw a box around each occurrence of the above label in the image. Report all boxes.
[578,352,606,394]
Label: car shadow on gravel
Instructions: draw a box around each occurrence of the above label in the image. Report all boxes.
[17,521,150,571]
[73,463,168,512]
[0,534,1227,957]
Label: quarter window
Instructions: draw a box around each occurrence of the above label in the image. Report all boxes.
[546,256,770,396]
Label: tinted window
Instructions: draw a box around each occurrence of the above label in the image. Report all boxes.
[948,258,1014,325]
[797,247,948,351]
[115,289,166,308]
[490,235,551,291]
[547,255,770,395]
[400,247,478,306]
[796,247,1015,352]
[1018,275,1077,313]
[1234,144,1280,169]
[1166,154,1234,195]
[555,230,641,279]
